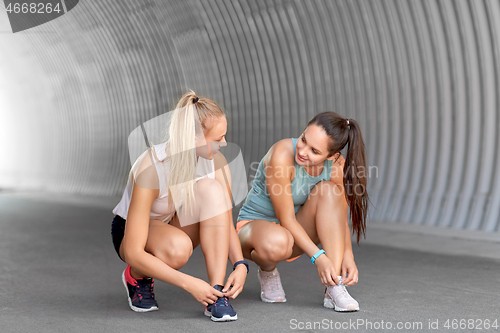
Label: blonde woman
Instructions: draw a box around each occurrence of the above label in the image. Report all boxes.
[111,92,248,321]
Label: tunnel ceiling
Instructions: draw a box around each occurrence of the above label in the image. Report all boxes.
[0,0,499,232]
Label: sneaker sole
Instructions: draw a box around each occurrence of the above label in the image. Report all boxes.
[323,297,359,312]
[260,293,287,303]
[121,270,159,312]
[204,309,238,321]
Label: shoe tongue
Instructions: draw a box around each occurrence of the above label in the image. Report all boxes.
[213,284,224,292]
[335,284,348,297]
[137,277,152,284]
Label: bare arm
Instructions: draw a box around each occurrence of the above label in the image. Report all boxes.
[122,151,223,303]
[122,152,196,291]
[123,184,196,290]
[265,140,321,258]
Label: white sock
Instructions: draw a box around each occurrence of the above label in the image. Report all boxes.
[337,276,344,285]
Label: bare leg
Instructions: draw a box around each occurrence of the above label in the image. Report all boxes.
[123,178,231,287]
[120,217,194,279]
[199,212,230,286]
[293,181,348,276]
[185,178,231,286]
[238,181,347,275]
[238,220,294,271]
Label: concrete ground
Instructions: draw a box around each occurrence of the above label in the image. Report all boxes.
[1,191,499,333]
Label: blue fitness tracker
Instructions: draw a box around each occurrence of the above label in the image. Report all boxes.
[310,249,326,264]
[233,260,249,273]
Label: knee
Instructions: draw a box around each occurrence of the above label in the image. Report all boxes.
[257,230,293,262]
[310,181,344,203]
[196,178,231,220]
[196,178,226,205]
[153,235,193,270]
[197,178,224,198]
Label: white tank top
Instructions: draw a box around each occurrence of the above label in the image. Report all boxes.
[112,142,215,222]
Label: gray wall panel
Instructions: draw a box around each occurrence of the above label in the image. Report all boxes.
[0,0,499,233]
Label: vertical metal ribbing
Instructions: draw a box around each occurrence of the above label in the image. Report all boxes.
[209,0,248,142]
[437,0,465,227]
[309,0,332,118]
[260,4,286,143]
[1,0,499,232]
[466,0,495,231]
[236,1,268,168]
[409,0,439,225]
[374,0,403,222]
[217,0,258,175]
[482,0,500,232]
[268,4,295,139]
[421,0,453,227]
[354,0,380,200]
[450,0,481,229]
[364,0,391,221]
[287,2,314,130]
[200,0,237,119]
[251,3,280,146]
[344,1,369,148]
[294,0,321,119]
[281,3,306,139]
[381,0,409,222]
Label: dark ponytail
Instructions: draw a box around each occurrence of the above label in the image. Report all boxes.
[344,119,368,244]
[308,112,368,244]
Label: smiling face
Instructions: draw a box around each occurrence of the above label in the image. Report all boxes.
[295,124,336,166]
[195,116,227,160]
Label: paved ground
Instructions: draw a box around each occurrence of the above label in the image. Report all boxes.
[1,191,499,333]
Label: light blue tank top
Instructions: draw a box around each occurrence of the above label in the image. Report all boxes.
[237,138,333,223]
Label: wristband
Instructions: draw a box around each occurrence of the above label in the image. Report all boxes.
[310,249,326,264]
[233,260,249,273]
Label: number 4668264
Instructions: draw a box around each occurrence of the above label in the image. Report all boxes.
[444,319,498,330]
[6,2,62,14]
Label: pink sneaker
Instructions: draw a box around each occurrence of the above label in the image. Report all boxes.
[323,277,359,312]
[258,268,286,303]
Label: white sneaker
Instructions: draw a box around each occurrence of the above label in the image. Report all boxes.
[323,277,359,311]
[258,268,287,303]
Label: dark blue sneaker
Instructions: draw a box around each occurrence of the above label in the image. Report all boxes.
[122,265,159,312]
[204,285,237,321]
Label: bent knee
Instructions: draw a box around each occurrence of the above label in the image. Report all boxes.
[196,178,225,198]
[257,229,293,262]
[310,181,344,201]
[152,235,193,269]
[195,178,229,217]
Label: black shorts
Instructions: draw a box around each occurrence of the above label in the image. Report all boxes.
[111,215,126,262]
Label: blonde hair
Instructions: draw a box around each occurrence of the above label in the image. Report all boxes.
[166,91,225,216]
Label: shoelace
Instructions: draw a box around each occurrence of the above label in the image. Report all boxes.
[215,296,230,307]
[329,284,349,299]
[136,279,154,300]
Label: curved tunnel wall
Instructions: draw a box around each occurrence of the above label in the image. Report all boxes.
[0,0,499,232]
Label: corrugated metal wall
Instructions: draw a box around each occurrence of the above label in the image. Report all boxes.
[0,0,499,232]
